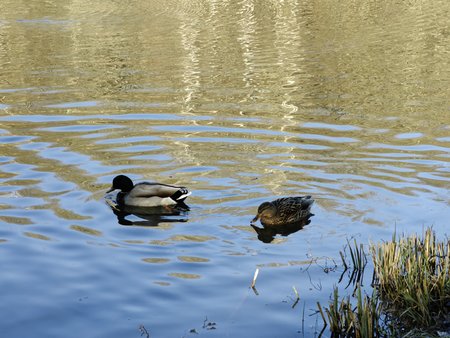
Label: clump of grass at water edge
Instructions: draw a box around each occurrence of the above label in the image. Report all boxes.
[318,227,450,337]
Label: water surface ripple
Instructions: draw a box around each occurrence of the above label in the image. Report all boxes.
[1,1,449,337]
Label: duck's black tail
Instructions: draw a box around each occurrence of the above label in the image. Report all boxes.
[171,188,191,201]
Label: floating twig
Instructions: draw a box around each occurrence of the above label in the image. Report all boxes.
[251,268,259,289]
[292,285,300,308]
[202,316,217,330]
[301,301,306,336]
[139,324,150,338]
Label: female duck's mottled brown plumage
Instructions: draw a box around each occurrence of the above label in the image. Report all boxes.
[251,196,314,226]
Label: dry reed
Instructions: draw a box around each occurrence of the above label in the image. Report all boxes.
[318,227,450,337]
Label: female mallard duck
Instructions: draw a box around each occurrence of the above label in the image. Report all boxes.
[106,175,191,208]
[251,196,314,226]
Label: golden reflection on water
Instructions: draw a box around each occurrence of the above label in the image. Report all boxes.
[0,215,33,225]
[23,231,52,241]
[0,0,449,309]
[70,224,102,236]
[178,256,210,263]
[168,272,202,279]
[169,235,217,242]
[142,257,171,264]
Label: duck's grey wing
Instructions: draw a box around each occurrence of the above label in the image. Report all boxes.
[130,182,190,200]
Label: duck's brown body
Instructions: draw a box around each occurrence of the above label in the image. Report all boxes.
[251,196,314,226]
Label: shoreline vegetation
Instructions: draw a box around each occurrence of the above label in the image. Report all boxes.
[317,227,450,337]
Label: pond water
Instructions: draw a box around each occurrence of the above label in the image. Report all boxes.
[1,1,449,337]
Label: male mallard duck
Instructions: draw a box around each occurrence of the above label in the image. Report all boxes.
[251,196,314,226]
[106,175,191,208]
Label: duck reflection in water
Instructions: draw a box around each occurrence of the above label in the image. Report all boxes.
[105,191,190,226]
[251,218,311,243]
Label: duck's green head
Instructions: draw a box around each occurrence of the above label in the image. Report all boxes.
[107,175,134,193]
